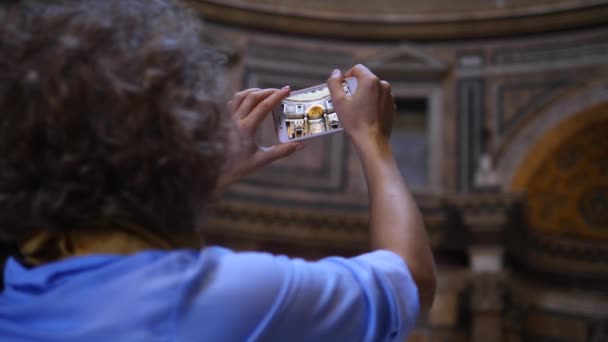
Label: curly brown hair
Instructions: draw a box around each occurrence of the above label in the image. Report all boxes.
[0,0,234,243]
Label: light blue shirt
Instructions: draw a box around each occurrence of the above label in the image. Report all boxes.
[0,247,419,341]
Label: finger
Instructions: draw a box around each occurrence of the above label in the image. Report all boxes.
[252,142,303,169]
[345,65,380,94]
[243,86,291,129]
[387,93,397,116]
[344,64,376,79]
[232,88,261,114]
[234,89,277,120]
[327,69,347,104]
[380,81,396,108]
[227,100,235,113]
[380,80,391,93]
[379,80,392,104]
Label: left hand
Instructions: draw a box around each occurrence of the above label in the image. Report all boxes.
[219,86,303,188]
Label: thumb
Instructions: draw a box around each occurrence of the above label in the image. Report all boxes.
[327,69,347,104]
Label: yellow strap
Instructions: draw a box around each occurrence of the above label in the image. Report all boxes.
[20,223,203,266]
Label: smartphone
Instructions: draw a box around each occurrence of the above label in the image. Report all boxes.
[273,77,358,143]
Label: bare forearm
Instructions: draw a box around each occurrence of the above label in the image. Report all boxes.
[326,65,436,310]
[354,134,436,311]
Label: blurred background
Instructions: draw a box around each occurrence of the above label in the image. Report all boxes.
[192,0,608,341]
[0,0,606,341]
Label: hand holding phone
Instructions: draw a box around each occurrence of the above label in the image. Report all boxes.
[327,67,395,146]
[220,87,302,188]
[273,78,358,143]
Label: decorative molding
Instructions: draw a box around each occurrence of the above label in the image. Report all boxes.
[361,44,449,80]
[207,201,369,249]
[529,234,608,266]
[208,193,518,254]
[208,199,449,250]
[189,1,608,41]
[195,0,608,22]
[455,32,608,78]
[492,37,608,66]
[508,219,608,279]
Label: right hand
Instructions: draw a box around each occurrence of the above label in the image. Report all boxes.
[327,65,396,146]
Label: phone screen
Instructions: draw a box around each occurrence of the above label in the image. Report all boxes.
[280,81,353,140]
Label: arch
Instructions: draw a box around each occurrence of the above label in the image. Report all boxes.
[507,102,608,239]
[497,78,608,191]
[510,102,608,191]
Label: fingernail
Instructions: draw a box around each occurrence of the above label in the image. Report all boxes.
[295,142,305,151]
[331,69,340,77]
[282,85,290,91]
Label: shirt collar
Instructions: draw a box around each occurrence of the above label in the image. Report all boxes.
[3,254,120,294]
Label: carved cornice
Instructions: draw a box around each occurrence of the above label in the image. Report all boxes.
[510,232,608,278]
[207,194,520,253]
[188,1,608,41]
[209,193,607,283]
[207,200,448,250]
[207,201,368,249]
[452,193,520,245]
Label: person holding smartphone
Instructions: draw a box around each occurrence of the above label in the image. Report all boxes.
[0,0,435,341]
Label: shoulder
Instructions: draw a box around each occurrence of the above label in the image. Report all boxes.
[171,247,419,316]
[186,248,418,341]
[167,247,419,341]
[178,246,290,292]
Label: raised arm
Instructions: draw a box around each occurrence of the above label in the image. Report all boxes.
[327,65,436,312]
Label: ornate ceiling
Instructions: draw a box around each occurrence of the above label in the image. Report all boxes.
[189,0,608,40]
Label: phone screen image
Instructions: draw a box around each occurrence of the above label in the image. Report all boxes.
[280,81,353,140]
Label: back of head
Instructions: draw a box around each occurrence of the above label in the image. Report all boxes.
[0,0,233,243]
